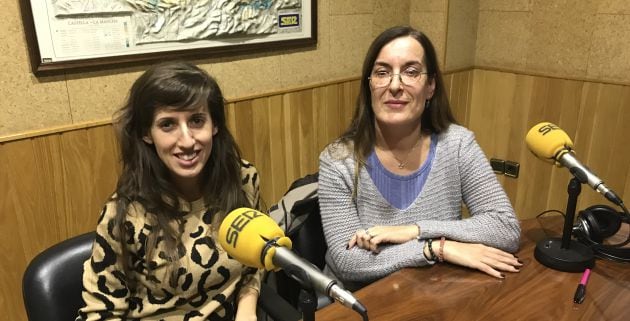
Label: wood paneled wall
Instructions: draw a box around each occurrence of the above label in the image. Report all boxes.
[468,69,630,220]
[3,69,629,321]
[226,81,360,206]
[0,125,122,321]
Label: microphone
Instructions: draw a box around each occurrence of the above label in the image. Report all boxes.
[218,208,368,318]
[525,122,624,206]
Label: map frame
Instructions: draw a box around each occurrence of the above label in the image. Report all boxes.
[19,0,317,76]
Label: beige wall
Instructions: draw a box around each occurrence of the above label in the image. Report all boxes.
[476,0,630,84]
[410,0,449,65]
[3,1,630,139]
[0,0,448,139]
[446,0,479,70]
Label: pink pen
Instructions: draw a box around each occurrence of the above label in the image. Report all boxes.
[573,268,591,304]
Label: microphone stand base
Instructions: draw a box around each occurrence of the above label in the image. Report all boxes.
[534,237,594,272]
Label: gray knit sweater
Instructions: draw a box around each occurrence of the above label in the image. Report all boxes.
[318,124,521,286]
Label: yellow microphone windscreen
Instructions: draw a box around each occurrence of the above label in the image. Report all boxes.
[218,208,292,270]
[525,122,574,163]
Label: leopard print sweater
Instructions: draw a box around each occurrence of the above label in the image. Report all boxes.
[78,161,262,320]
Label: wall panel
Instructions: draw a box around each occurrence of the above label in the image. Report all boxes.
[469,69,630,220]
[578,83,630,207]
[0,140,33,321]
[445,69,474,126]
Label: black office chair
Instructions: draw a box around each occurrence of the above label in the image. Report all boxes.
[21,200,320,321]
[259,173,329,321]
[22,231,297,321]
[276,204,327,307]
[258,211,326,321]
[22,231,94,321]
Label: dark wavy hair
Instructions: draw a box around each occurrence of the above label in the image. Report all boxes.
[339,26,456,165]
[112,61,252,285]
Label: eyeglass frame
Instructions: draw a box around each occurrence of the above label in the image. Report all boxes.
[368,70,430,88]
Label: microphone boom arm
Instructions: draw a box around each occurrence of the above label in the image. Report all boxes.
[559,151,624,206]
[265,242,369,320]
[272,246,335,294]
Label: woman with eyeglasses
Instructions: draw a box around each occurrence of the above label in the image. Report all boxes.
[319,26,522,290]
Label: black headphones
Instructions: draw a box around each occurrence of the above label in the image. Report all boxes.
[573,204,630,262]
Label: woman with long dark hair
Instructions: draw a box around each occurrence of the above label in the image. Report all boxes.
[78,62,261,320]
[319,26,522,291]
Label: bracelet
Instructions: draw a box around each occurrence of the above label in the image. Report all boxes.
[437,236,445,263]
[427,238,437,262]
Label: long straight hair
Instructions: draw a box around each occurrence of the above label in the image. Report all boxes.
[113,61,252,286]
[337,26,457,196]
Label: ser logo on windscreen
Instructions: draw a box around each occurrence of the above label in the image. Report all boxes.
[224,210,264,247]
[538,123,559,135]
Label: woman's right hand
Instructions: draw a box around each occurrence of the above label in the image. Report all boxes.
[348,225,419,253]
[439,240,522,278]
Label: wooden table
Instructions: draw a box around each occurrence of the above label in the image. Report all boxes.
[315,218,630,321]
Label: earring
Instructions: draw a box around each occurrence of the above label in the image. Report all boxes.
[425,99,430,109]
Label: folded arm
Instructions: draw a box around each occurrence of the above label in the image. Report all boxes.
[319,152,431,283]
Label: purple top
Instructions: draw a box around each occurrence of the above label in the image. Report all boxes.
[366,135,437,209]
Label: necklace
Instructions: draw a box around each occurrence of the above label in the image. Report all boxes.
[390,137,422,169]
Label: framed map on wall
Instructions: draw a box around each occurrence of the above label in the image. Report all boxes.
[20,0,317,76]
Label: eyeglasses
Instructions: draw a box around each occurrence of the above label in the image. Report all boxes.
[368,70,429,88]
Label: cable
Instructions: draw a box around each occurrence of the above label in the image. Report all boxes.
[535,207,630,262]
[535,209,566,219]
[579,200,630,262]
[600,200,630,248]
[535,209,565,237]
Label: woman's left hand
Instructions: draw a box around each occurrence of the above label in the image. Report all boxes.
[441,240,522,278]
[348,225,419,253]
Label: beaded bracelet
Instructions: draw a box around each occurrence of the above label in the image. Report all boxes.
[427,238,438,262]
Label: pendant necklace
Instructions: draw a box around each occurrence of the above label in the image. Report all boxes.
[391,137,422,169]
